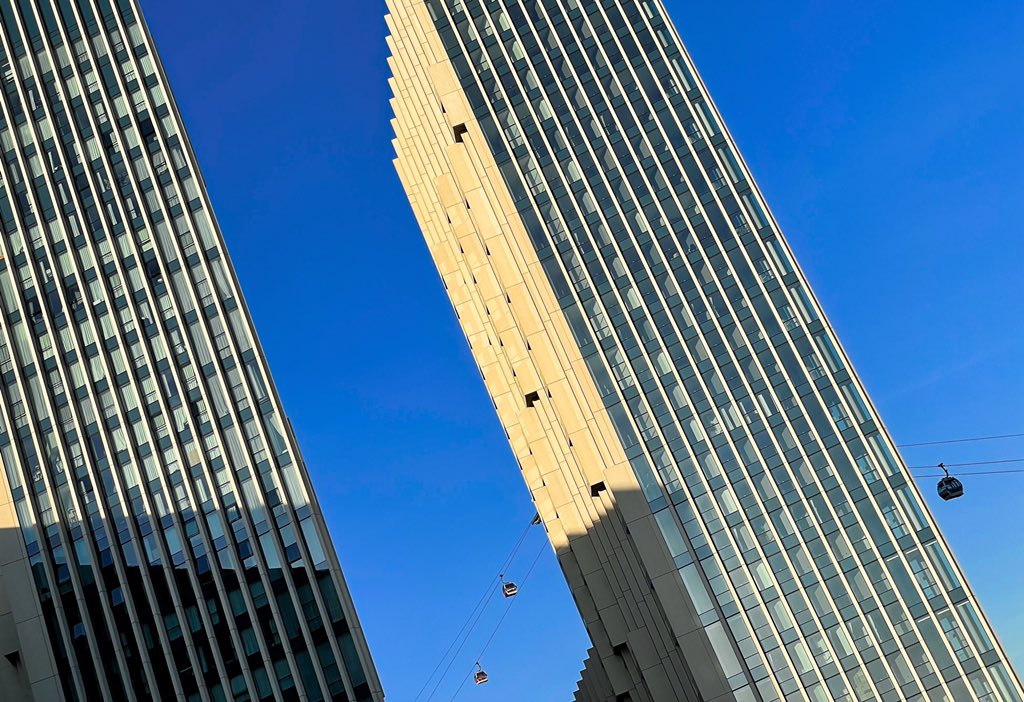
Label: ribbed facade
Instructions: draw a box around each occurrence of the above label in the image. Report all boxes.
[0,2,381,701]
[387,1,1024,701]
[574,648,615,702]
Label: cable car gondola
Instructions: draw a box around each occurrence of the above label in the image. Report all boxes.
[501,579,519,598]
[474,663,489,685]
[936,463,964,501]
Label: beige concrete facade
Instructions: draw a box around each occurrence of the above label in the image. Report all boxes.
[387,2,744,699]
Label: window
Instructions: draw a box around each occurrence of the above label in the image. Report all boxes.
[907,549,939,599]
[957,602,994,654]
[881,499,908,538]
[680,564,715,620]
[706,621,743,678]
[827,399,852,430]
[139,115,156,139]
[938,610,972,662]
[655,509,687,560]
[803,352,826,380]
[27,298,44,326]
[145,259,162,283]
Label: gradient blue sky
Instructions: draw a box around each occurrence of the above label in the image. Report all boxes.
[141,1,1024,699]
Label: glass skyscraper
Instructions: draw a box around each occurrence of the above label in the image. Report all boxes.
[0,2,380,701]
[386,1,1024,701]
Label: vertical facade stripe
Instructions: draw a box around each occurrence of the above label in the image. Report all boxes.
[0,2,382,700]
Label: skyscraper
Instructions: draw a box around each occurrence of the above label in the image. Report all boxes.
[386,1,1024,700]
[0,2,381,701]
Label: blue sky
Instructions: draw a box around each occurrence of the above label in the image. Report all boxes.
[141,1,1024,699]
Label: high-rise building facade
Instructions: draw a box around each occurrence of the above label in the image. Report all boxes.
[386,1,1024,701]
[0,2,381,701]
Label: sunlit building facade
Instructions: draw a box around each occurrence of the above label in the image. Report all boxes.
[0,1,381,700]
[386,1,1024,700]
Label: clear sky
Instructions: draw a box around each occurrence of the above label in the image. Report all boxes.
[140,1,1024,699]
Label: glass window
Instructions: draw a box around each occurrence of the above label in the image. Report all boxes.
[906,549,940,598]
[957,602,994,654]
[680,564,715,619]
[706,621,743,678]
[938,610,972,662]
[926,542,961,591]
[655,509,688,559]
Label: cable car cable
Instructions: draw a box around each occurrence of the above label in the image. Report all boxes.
[420,518,536,702]
[898,432,1024,449]
[912,468,1024,478]
[435,537,545,701]
[419,581,497,702]
[426,446,1021,698]
[907,458,1024,470]
[416,516,539,702]
[448,540,548,702]
[476,542,546,661]
[496,516,534,580]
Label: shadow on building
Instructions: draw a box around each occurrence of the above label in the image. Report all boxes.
[0,503,374,702]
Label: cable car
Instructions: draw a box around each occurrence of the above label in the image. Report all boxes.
[501,580,519,598]
[474,664,489,685]
[936,463,964,501]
